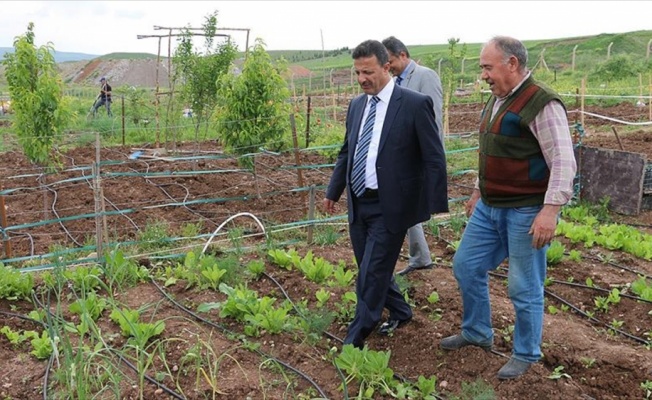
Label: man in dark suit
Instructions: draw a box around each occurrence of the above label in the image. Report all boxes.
[323,40,448,348]
[383,36,445,276]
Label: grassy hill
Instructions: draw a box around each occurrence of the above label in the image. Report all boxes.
[1,30,650,93]
[264,30,652,74]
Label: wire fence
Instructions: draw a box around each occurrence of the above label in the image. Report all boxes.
[1,89,651,269]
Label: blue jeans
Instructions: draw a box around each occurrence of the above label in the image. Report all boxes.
[452,199,547,363]
[93,97,112,117]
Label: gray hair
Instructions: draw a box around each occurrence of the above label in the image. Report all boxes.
[488,36,528,71]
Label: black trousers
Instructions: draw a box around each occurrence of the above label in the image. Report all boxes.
[343,195,412,347]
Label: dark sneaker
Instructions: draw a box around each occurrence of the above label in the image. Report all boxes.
[396,263,434,276]
[497,357,532,380]
[377,317,412,335]
[440,334,492,351]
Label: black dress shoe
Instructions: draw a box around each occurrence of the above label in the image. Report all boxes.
[396,263,433,276]
[378,317,412,335]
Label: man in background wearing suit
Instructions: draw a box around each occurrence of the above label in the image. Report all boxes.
[323,40,448,348]
[382,36,445,276]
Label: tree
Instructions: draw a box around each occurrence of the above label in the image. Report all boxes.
[440,38,467,135]
[172,10,237,146]
[2,22,68,168]
[215,38,292,160]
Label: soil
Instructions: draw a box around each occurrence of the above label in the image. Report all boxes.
[0,102,651,400]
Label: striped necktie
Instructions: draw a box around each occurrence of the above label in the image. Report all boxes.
[351,96,380,197]
[396,76,403,86]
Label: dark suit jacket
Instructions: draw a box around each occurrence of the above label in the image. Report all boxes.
[326,85,448,233]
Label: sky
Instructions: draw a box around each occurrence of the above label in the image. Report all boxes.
[0,1,651,56]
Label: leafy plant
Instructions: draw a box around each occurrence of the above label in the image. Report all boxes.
[427,291,440,305]
[215,38,293,163]
[109,308,166,348]
[200,264,227,291]
[580,357,596,369]
[315,288,331,308]
[65,265,104,294]
[0,263,34,300]
[329,261,355,287]
[568,249,582,262]
[297,251,334,283]
[0,326,28,347]
[246,259,266,278]
[173,10,237,147]
[69,291,108,335]
[548,365,571,380]
[335,345,398,398]
[244,302,294,335]
[2,22,69,167]
[631,276,652,301]
[29,330,54,360]
[267,248,299,270]
[642,380,652,400]
[335,291,358,323]
[102,248,149,290]
[546,240,565,265]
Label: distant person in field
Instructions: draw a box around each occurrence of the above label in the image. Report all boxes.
[440,36,577,380]
[92,77,113,117]
[382,36,444,277]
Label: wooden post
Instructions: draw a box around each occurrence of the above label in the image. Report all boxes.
[290,114,307,215]
[0,185,12,258]
[155,37,161,148]
[94,130,106,257]
[307,185,316,244]
[580,78,586,129]
[305,96,311,146]
[92,162,103,258]
[572,45,578,71]
[611,126,625,151]
[121,95,125,146]
[332,86,336,121]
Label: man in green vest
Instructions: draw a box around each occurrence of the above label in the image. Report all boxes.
[440,36,577,380]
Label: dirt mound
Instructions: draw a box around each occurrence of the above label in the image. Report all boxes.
[58,58,171,88]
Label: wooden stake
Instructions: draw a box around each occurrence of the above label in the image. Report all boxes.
[290,114,307,216]
[0,185,12,258]
[611,126,624,151]
[307,185,315,244]
[580,78,586,130]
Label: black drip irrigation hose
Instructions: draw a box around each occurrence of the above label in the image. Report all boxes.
[490,271,650,346]
[0,309,46,327]
[548,277,652,304]
[149,278,330,399]
[494,266,652,305]
[30,291,186,400]
[581,253,652,280]
[44,349,54,400]
[44,183,83,247]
